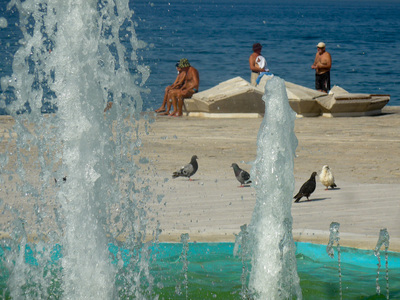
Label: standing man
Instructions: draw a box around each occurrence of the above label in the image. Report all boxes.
[249,43,266,86]
[169,58,199,117]
[311,42,332,93]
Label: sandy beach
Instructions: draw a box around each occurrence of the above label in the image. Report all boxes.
[138,106,400,251]
[1,107,399,251]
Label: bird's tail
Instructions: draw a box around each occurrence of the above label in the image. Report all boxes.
[172,172,180,179]
[246,180,252,184]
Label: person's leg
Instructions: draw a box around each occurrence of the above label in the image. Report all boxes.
[318,72,329,93]
[159,90,174,115]
[177,90,195,116]
[251,72,258,86]
[315,74,321,91]
[324,72,330,92]
[315,73,329,93]
[176,96,184,116]
[155,86,171,112]
[168,89,179,116]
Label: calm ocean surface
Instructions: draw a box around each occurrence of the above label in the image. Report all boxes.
[1,0,399,112]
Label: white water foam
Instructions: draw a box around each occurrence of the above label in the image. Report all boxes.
[248,76,302,299]
[1,0,153,298]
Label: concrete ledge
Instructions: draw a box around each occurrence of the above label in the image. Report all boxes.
[322,109,383,118]
[3,231,397,252]
[187,112,263,118]
[0,231,11,240]
[293,229,400,252]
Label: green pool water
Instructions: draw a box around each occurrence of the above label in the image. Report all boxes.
[1,242,399,299]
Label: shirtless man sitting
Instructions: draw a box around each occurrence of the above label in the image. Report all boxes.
[311,42,332,93]
[168,58,199,117]
[155,62,186,114]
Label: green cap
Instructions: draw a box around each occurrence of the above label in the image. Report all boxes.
[178,58,191,68]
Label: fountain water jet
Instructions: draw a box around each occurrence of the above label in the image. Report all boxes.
[233,224,250,299]
[2,1,398,298]
[326,221,342,299]
[1,0,155,298]
[375,228,390,299]
[175,233,189,298]
[247,76,302,299]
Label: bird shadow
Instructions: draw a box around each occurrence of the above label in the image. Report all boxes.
[295,197,330,203]
[323,187,341,191]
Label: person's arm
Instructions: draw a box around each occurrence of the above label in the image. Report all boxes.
[104,102,113,112]
[181,69,199,93]
[311,53,318,69]
[171,71,186,89]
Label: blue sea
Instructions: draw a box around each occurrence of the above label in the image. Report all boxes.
[0,0,399,112]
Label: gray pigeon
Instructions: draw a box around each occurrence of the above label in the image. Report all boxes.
[294,172,317,203]
[231,163,252,187]
[172,155,198,180]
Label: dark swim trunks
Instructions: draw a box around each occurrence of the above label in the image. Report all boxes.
[315,71,330,92]
[193,88,198,93]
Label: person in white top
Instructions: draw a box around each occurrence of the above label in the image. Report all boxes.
[249,43,266,86]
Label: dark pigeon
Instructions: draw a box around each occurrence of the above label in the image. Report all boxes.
[54,176,67,184]
[231,163,252,187]
[294,172,317,203]
[172,155,198,180]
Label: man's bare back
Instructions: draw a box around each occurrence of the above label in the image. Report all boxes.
[180,67,199,95]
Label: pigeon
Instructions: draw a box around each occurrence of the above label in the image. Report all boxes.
[54,176,67,184]
[294,172,317,203]
[319,165,337,190]
[231,163,252,187]
[172,155,198,180]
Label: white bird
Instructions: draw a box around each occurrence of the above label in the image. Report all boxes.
[319,165,337,190]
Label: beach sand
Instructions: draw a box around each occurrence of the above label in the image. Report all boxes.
[1,107,399,251]
[139,106,400,251]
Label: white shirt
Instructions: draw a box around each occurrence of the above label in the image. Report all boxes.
[255,55,266,69]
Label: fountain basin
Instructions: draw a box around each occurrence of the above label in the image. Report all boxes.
[1,242,399,299]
